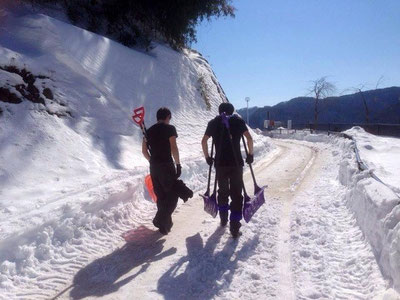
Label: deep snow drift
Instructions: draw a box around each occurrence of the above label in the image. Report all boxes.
[0,8,271,299]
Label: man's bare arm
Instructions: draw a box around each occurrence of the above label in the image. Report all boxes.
[243,131,253,155]
[201,135,211,158]
[142,138,150,161]
[169,136,180,164]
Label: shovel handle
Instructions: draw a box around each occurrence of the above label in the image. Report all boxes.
[206,140,215,195]
[241,135,258,189]
[133,106,151,155]
[132,106,145,126]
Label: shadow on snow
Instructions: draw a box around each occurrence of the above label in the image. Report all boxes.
[69,226,176,299]
[157,227,259,300]
[68,226,258,300]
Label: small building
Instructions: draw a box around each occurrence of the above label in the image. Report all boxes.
[264,120,284,130]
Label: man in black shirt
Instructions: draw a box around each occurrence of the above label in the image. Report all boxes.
[142,107,184,234]
[201,103,254,238]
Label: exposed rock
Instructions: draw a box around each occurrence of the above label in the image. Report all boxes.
[43,88,54,100]
[0,65,70,117]
[0,87,22,104]
[15,83,45,104]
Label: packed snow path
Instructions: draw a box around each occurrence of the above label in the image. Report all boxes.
[50,139,388,300]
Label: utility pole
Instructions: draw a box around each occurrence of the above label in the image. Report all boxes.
[245,97,250,124]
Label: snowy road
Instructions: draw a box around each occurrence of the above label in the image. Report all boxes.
[54,139,388,300]
[1,10,397,299]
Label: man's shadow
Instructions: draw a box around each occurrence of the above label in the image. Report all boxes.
[157,228,259,300]
[69,226,177,299]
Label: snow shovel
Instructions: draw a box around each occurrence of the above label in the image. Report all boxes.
[241,135,267,223]
[132,106,157,203]
[200,139,219,218]
[132,106,147,138]
[145,174,157,203]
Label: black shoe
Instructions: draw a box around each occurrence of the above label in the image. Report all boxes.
[230,221,242,239]
[174,180,193,202]
[181,189,193,202]
[180,187,193,202]
[220,211,228,227]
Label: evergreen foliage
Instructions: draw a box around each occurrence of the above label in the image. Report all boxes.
[24,0,235,50]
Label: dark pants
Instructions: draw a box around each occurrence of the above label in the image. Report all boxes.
[216,166,244,221]
[150,162,178,232]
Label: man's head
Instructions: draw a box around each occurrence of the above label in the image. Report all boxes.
[157,107,172,124]
[218,102,234,115]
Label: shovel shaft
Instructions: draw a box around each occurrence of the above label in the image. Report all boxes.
[133,107,152,154]
[141,122,152,154]
[241,135,258,188]
[206,140,215,195]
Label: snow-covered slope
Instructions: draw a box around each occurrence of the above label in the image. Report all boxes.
[345,126,400,194]
[0,8,220,211]
[0,8,271,299]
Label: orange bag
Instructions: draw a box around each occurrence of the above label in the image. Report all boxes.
[145,174,157,203]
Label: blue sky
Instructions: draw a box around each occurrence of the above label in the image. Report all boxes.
[193,0,400,109]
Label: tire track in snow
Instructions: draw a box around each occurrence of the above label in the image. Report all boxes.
[289,142,387,299]
[256,140,318,300]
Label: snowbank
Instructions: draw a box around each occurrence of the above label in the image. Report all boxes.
[338,131,400,293]
[345,126,400,194]
[281,128,400,294]
[0,8,272,299]
[290,141,388,299]
[266,129,336,143]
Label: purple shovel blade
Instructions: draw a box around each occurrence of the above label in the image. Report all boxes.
[243,185,267,223]
[200,192,218,218]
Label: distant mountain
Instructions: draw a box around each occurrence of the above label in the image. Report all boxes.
[237,87,400,129]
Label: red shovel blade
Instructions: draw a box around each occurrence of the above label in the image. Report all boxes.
[132,106,145,126]
[145,174,157,203]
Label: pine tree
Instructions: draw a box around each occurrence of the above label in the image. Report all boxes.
[23,0,235,50]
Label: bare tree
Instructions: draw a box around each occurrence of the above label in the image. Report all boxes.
[308,77,336,131]
[356,85,370,124]
[351,76,384,124]
[373,75,384,103]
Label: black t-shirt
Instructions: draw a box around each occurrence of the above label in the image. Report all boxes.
[205,115,248,166]
[146,123,178,164]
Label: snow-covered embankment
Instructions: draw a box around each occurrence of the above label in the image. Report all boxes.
[339,127,400,292]
[273,128,400,295]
